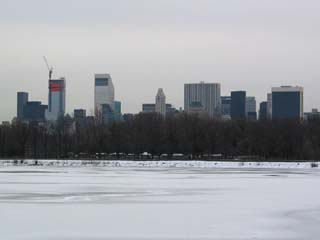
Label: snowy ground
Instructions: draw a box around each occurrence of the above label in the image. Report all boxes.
[0,165,320,239]
[1,159,320,169]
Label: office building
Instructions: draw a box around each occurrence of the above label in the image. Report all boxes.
[94,74,114,115]
[188,101,206,116]
[304,109,320,121]
[101,104,114,124]
[114,101,123,121]
[231,91,246,120]
[46,78,66,121]
[17,92,29,120]
[155,88,166,117]
[184,82,221,118]
[166,104,178,117]
[259,102,268,120]
[246,97,257,120]
[23,101,47,123]
[221,96,231,120]
[247,112,257,120]
[267,93,272,119]
[272,86,304,119]
[74,109,86,119]
[142,104,156,113]
[142,103,177,116]
[123,113,134,122]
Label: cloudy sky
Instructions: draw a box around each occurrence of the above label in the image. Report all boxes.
[1,0,320,121]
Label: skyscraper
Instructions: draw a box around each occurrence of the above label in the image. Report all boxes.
[272,86,304,119]
[246,96,257,120]
[17,92,28,121]
[155,88,166,117]
[184,82,221,118]
[23,101,47,123]
[46,78,66,121]
[221,96,231,120]
[231,91,246,120]
[74,109,86,119]
[94,74,115,116]
[114,101,123,121]
[259,102,268,120]
[267,93,272,119]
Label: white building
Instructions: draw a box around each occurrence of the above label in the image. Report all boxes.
[94,74,114,115]
[184,82,221,118]
[155,88,166,117]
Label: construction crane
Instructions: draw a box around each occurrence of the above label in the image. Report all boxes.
[43,56,53,80]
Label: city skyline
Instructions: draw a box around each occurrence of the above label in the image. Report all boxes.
[2,0,320,121]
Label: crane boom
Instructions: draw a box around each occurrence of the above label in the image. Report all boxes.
[43,56,53,80]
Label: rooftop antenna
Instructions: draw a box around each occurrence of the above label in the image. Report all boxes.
[43,56,53,80]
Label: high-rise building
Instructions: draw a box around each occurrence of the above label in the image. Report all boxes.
[267,93,272,120]
[231,91,246,120]
[271,86,304,119]
[94,74,114,115]
[17,92,29,120]
[46,78,66,121]
[221,96,231,120]
[184,82,221,118]
[188,102,206,116]
[142,104,156,113]
[142,103,177,116]
[304,109,320,121]
[166,104,178,117]
[246,96,257,120]
[101,104,114,124]
[155,88,166,117]
[259,102,268,120]
[74,109,86,119]
[24,101,48,123]
[114,101,123,121]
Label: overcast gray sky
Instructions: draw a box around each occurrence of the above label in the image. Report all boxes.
[1,0,320,121]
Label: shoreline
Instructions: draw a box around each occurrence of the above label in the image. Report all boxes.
[0,159,319,169]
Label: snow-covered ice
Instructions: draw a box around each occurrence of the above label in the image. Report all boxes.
[0,163,320,239]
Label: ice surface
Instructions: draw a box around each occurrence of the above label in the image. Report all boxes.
[0,164,320,239]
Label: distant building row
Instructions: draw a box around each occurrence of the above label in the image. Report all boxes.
[183,82,305,120]
[16,73,312,124]
[17,74,123,124]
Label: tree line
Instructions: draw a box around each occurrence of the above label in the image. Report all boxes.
[1,113,320,160]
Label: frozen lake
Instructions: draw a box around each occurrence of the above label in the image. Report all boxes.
[1,165,320,239]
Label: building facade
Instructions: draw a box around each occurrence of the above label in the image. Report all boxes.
[304,109,320,121]
[184,82,221,118]
[142,103,176,116]
[23,101,47,123]
[17,92,29,121]
[246,96,257,120]
[259,102,268,120]
[94,74,114,114]
[267,93,272,120]
[221,96,231,120]
[74,109,86,119]
[271,86,304,120]
[142,104,156,113]
[114,101,123,121]
[155,88,166,117]
[46,78,66,121]
[231,91,246,120]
